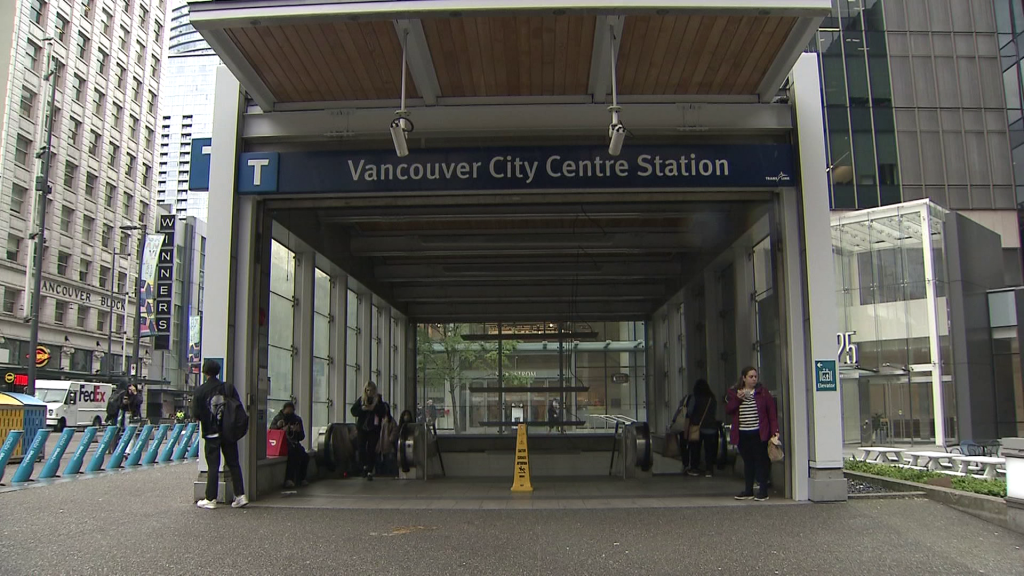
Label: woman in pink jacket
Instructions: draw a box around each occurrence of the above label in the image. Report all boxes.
[725,366,779,501]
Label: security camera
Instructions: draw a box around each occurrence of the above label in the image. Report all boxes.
[608,123,626,156]
[390,117,412,158]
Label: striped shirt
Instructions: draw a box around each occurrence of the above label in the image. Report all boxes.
[738,393,760,431]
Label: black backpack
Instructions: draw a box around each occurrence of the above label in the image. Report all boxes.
[209,381,249,442]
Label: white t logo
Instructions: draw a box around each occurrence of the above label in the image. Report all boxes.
[201,144,211,156]
[248,158,270,186]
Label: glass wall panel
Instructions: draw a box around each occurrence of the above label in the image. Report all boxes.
[311,268,331,432]
[416,322,647,435]
[832,205,953,445]
[344,290,361,420]
[267,241,295,419]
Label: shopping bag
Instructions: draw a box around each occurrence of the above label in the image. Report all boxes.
[662,432,680,458]
[267,429,289,458]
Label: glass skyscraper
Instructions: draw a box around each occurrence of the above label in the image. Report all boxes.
[156,0,219,220]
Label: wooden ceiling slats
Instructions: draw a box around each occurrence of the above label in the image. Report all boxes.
[719,16,770,94]
[226,14,795,102]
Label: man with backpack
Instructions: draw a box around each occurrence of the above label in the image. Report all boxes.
[191,359,248,510]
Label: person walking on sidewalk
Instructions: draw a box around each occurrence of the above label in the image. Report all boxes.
[192,359,248,509]
[725,366,779,502]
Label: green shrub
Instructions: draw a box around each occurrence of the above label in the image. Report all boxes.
[844,458,1007,498]
[951,475,1008,498]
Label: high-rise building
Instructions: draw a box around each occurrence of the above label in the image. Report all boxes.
[0,0,165,384]
[814,1,1024,442]
[156,0,219,219]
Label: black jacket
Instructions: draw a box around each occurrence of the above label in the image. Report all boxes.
[350,395,388,432]
[686,394,718,431]
[270,411,305,445]
[191,376,240,439]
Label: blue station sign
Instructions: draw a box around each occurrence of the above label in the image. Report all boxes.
[236,144,794,195]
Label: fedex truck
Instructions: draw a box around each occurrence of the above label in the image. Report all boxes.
[34,381,114,431]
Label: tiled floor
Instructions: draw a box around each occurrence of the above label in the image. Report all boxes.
[253,474,793,510]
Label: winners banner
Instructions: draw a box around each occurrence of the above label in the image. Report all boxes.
[138,234,165,337]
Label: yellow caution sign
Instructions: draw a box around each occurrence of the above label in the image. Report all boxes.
[510,423,534,492]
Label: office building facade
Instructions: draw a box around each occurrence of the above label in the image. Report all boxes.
[815,0,1024,443]
[0,0,165,386]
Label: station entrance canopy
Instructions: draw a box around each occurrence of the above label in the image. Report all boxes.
[189,0,831,112]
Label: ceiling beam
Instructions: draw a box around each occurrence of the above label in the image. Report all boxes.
[199,29,276,111]
[393,283,667,303]
[349,232,703,257]
[374,261,682,282]
[757,16,825,101]
[408,301,654,323]
[304,200,765,220]
[394,19,442,106]
[242,102,794,140]
[588,15,625,104]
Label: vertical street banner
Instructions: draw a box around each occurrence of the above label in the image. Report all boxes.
[187,315,202,373]
[138,234,165,337]
[154,214,177,350]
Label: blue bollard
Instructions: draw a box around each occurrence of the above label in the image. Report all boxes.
[142,424,169,465]
[158,424,184,463]
[187,434,200,459]
[106,425,138,470]
[172,423,197,461]
[124,425,153,467]
[84,427,119,473]
[11,429,51,482]
[63,427,98,475]
[39,428,76,479]
[0,430,25,484]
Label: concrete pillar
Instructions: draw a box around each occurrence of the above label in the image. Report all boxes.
[329,271,348,423]
[294,246,315,446]
[789,53,844,502]
[195,66,247,501]
[704,269,724,391]
[357,290,372,395]
[381,306,394,408]
[734,245,756,370]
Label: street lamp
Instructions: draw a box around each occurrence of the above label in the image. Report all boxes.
[119,225,146,385]
[26,39,59,396]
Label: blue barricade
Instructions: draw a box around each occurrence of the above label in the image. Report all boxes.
[39,428,76,479]
[158,424,184,463]
[0,430,25,484]
[84,427,119,473]
[142,424,169,465]
[11,429,50,482]
[172,423,197,461]
[106,425,138,470]
[63,427,98,475]
[124,425,153,467]
[188,434,200,459]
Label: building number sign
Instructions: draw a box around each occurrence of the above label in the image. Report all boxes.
[837,331,858,365]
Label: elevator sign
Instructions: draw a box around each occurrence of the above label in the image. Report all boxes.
[814,360,837,392]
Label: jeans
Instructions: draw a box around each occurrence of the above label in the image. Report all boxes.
[286,443,309,484]
[738,430,770,497]
[687,429,719,472]
[204,436,245,501]
[356,429,379,475]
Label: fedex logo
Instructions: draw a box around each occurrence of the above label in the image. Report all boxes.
[78,384,106,403]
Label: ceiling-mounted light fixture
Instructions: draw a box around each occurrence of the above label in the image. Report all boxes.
[607,23,625,157]
[391,28,414,157]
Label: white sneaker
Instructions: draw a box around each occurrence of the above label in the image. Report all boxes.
[196,499,217,509]
[231,494,249,508]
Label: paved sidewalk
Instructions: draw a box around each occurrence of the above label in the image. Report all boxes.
[1,464,1022,575]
